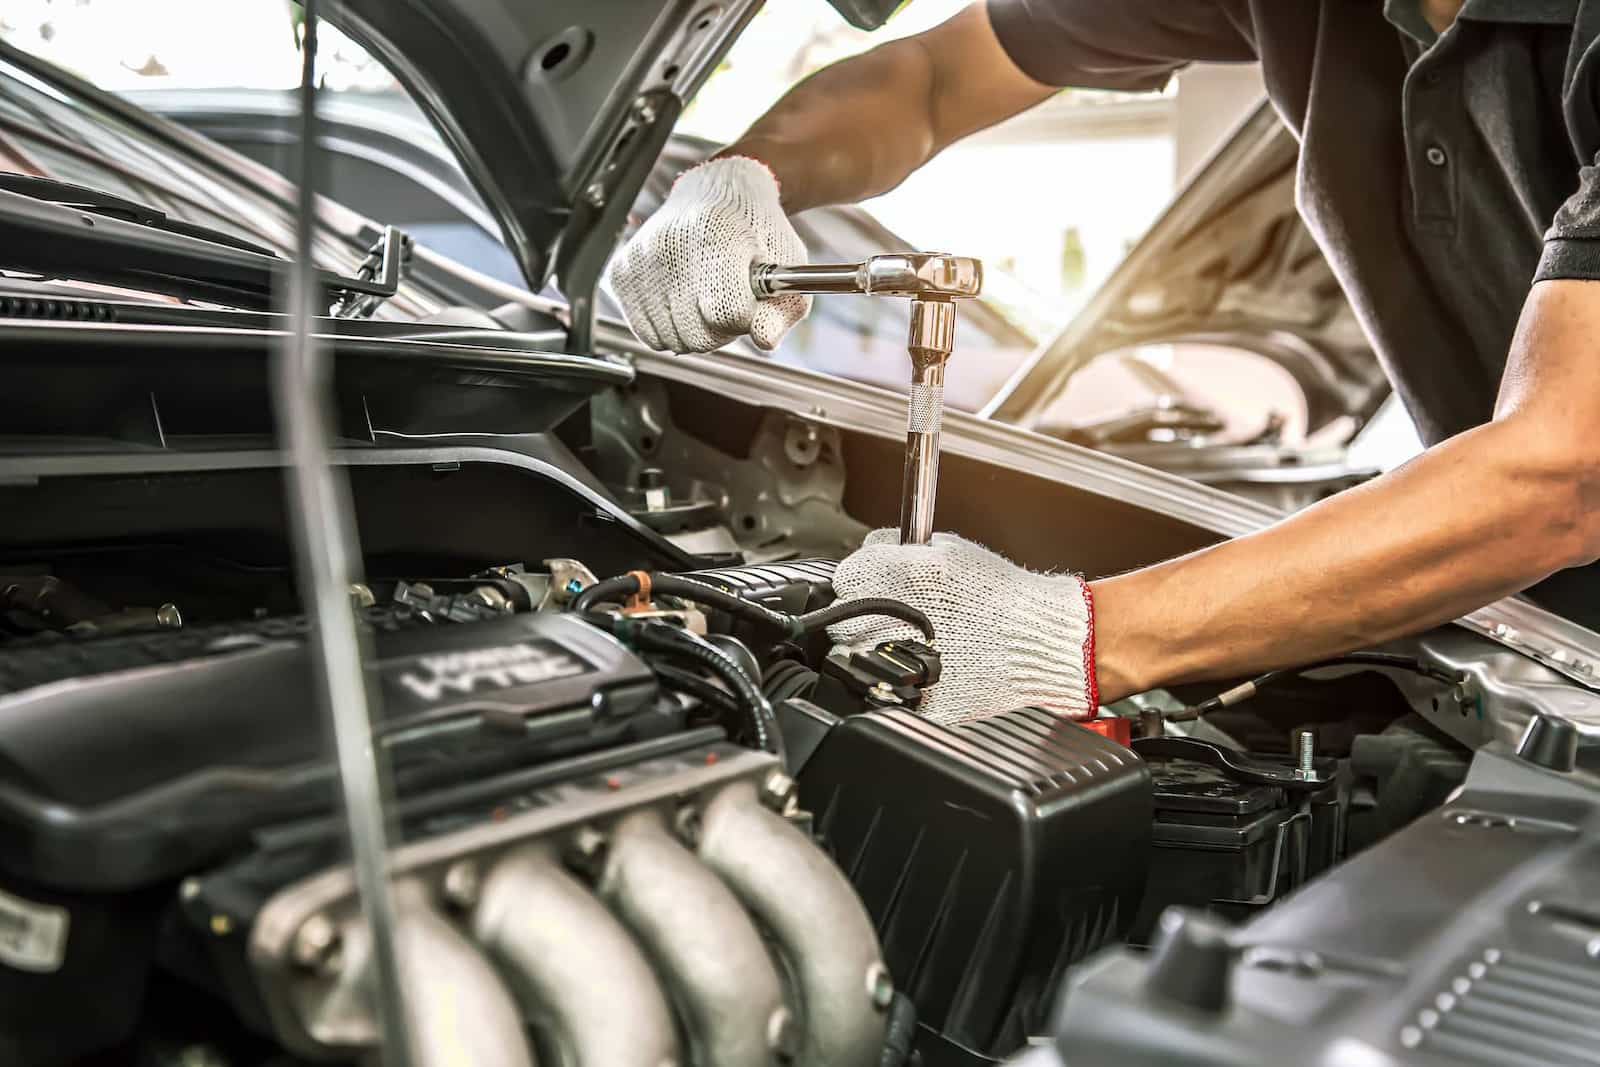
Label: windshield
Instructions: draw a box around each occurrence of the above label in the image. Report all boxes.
[0,41,438,318]
[0,54,291,253]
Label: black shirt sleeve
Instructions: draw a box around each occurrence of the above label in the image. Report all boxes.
[1536,154,1600,283]
[986,0,1257,91]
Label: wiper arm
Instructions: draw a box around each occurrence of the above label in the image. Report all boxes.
[0,177,409,312]
[0,172,279,257]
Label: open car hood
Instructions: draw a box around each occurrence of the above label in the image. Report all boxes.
[334,0,899,308]
[983,100,1388,434]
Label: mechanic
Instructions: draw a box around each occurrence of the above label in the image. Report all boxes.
[611,1,1600,722]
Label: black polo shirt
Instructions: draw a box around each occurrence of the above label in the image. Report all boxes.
[990,0,1600,625]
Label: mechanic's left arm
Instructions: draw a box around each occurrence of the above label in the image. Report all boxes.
[1092,278,1600,702]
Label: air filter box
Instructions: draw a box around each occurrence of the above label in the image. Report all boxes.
[797,708,1152,1061]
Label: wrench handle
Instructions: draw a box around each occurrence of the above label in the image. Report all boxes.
[750,262,863,298]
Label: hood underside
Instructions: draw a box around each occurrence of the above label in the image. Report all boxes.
[987,101,1386,432]
[333,0,899,299]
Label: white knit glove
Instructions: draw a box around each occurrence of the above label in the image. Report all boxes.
[608,157,810,353]
[828,530,1098,725]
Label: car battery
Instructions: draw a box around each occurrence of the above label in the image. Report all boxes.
[1128,739,1342,945]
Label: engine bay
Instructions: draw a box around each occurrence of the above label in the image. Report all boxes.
[0,380,1503,1066]
[7,296,1599,1067]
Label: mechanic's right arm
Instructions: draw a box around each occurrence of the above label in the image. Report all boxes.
[717,5,1055,213]
[608,3,1053,353]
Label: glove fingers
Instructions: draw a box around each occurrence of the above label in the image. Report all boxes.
[607,248,664,350]
[667,285,733,353]
[749,294,809,351]
[637,296,671,351]
[697,232,759,338]
[622,300,663,351]
[745,206,809,351]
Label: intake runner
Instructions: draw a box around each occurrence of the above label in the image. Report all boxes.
[751,253,983,544]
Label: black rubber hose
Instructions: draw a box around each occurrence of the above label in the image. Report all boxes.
[653,661,742,720]
[761,659,818,704]
[633,621,785,761]
[795,597,933,641]
[572,572,934,642]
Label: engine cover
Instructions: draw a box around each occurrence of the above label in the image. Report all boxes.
[0,611,674,892]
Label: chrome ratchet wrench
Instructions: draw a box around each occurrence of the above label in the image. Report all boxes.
[750,253,982,544]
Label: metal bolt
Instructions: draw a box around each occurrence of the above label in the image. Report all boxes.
[443,861,480,910]
[566,826,609,878]
[179,877,202,902]
[866,961,895,1010]
[1291,728,1315,779]
[292,914,340,970]
[767,1007,800,1061]
[348,583,376,608]
[631,97,659,124]
[674,805,702,847]
[471,586,513,614]
[583,182,607,208]
[156,603,184,628]
[760,771,797,813]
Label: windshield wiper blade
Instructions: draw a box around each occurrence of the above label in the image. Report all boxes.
[0,176,408,312]
[0,172,280,257]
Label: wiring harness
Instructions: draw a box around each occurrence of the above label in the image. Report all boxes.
[570,572,933,642]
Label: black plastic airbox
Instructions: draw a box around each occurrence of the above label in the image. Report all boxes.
[797,707,1152,1060]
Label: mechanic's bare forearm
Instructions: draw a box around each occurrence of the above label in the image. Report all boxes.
[717,5,1053,213]
[1092,281,1600,703]
[719,38,938,212]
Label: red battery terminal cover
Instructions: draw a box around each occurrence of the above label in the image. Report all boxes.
[1072,714,1132,747]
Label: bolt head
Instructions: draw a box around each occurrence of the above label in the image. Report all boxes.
[674,805,702,847]
[566,826,609,878]
[767,1007,799,1061]
[760,771,797,812]
[179,877,202,902]
[866,961,895,1010]
[583,182,607,208]
[292,914,339,969]
[471,586,512,613]
[632,97,659,124]
[443,861,480,910]
[867,682,903,706]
